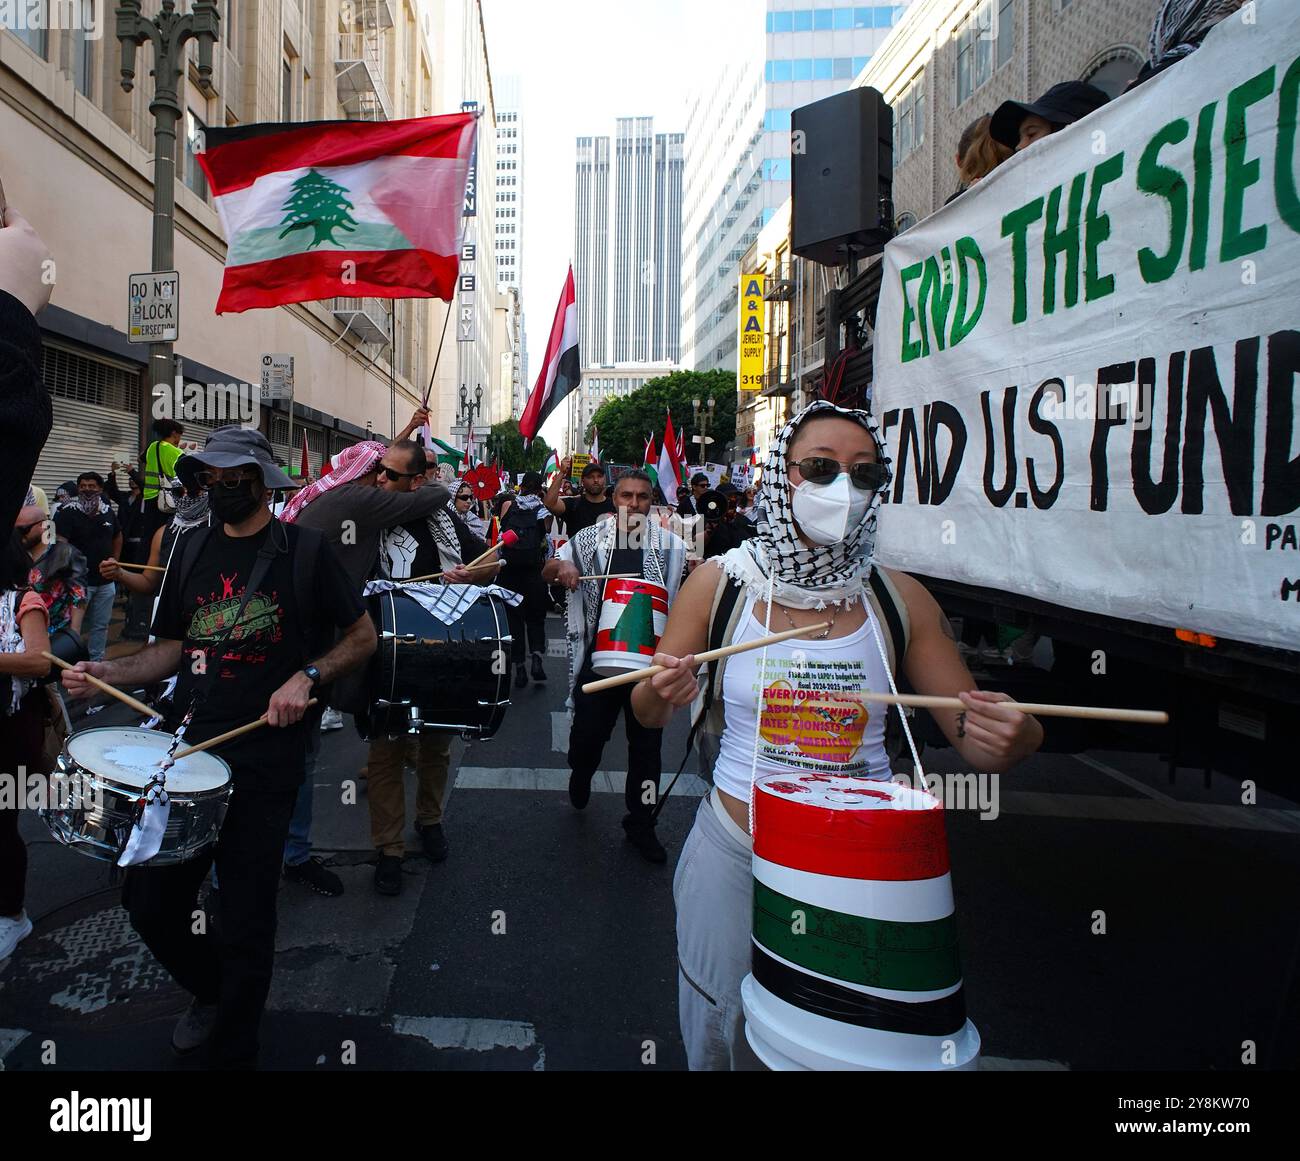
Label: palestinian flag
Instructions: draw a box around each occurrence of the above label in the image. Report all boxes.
[541,449,559,481]
[642,434,659,489]
[197,113,477,314]
[519,266,578,444]
[299,430,311,481]
[422,429,465,468]
[589,426,601,464]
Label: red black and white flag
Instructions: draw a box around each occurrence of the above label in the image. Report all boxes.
[519,266,579,445]
[197,113,477,313]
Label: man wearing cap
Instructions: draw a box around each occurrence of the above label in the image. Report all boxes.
[989,81,1110,153]
[62,425,375,1069]
[545,455,615,536]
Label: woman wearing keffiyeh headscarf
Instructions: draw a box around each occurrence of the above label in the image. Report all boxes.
[631,400,1044,1070]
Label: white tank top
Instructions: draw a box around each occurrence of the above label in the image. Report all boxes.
[711,591,894,805]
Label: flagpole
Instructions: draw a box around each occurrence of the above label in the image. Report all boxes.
[389,302,398,437]
[423,300,452,410]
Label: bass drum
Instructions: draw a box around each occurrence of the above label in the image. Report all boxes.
[357,589,513,740]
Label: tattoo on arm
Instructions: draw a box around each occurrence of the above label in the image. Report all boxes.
[956,710,967,738]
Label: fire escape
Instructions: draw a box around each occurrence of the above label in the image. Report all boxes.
[331,0,395,344]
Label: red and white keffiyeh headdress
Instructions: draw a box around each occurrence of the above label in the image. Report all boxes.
[279,440,389,524]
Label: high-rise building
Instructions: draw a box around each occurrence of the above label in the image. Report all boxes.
[681,1,911,372]
[574,135,611,365]
[494,76,523,293]
[574,117,683,367]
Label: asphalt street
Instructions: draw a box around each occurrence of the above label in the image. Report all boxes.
[2,611,1297,1071]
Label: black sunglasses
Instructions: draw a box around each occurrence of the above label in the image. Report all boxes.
[196,470,259,489]
[381,466,423,482]
[791,456,892,491]
[455,493,473,502]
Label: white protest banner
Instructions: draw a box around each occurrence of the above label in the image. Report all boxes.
[872,2,1299,652]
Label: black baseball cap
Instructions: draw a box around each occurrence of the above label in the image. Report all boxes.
[989,81,1110,148]
[581,462,605,478]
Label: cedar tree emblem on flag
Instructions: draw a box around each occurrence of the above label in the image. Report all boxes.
[278,170,359,248]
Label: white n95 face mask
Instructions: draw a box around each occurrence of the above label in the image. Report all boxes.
[791,474,871,545]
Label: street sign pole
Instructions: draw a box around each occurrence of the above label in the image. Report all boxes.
[116,0,220,449]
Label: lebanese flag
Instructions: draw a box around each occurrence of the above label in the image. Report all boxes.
[197,114,477,314]
[519,266,579,444]
[658,412,685,507]
[299,430,310,481]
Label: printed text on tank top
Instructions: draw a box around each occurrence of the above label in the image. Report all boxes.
[712,591,893,830]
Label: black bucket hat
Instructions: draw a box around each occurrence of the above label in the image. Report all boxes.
[990,81,1110,148]
[194,426,298,490]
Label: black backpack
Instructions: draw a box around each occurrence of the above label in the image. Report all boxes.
[500,500,545,566]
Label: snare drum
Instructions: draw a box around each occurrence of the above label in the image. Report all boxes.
[41,726,232,865]
[359,589,512,739]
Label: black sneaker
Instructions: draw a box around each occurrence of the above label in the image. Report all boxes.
[374,854,403,896]
[568,769,594,810]
[530,653,547,682]
[416,822,448,863]
[514,663,529,689]
[621,815,667,863]
[172,999,219,1055]
[282,856,344,897]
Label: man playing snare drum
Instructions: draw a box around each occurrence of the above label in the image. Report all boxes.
[543,469,689,863]
[62,427,375,1070]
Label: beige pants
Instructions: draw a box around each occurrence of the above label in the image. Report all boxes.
[364,733,453,857]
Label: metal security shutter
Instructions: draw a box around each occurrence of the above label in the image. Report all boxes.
[269,414,328,479]
[34,343,143,496]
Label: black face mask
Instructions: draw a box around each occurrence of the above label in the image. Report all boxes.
[207,481,264,525]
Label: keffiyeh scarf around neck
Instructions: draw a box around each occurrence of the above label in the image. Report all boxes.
[279,440,389,524]
[0,590,32,713]
[716,399,890,610]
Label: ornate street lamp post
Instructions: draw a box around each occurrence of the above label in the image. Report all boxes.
[116,0,220,444]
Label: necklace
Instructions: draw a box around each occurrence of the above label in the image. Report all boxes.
[779,600,841,639]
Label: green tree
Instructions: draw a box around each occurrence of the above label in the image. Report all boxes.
[488,417,552,473]
[278,169,358,248]
[586,369,737,466]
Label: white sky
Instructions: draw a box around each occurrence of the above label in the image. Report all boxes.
[480,0,717,448]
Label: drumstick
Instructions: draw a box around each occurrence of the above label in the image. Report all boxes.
[580,621,832,694]
[404,530,518,583]
[172,698,319,760]
[116,561,166,572]
[852,690,1169,725]
[41,652,156,718]
[576,572,640,582]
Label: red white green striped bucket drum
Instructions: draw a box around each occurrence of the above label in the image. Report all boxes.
[590,576,669,677]
[741,772,981,1070]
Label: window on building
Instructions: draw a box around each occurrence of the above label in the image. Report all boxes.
[814,10,832,31]
[184,110,209,200]
[957,0,1013,105]
[793,59,812,81]
[834,58,853,79]
[12,20,47,58]
[281,56,294,121]
[224,0,238,57]
[792,10,813,32]
[73,25,94,98]
[814,57,832,80]
[893,72,925,163]
[770,11,793,33]
[832,8,852,30]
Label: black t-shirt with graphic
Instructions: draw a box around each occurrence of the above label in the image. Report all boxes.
[561,494,615,537]
[151,522,364,787]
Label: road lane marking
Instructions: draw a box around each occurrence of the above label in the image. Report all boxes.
[1071,754,1175,803]
[457,766,710,797]
[392,1015,540,1056]
[453,771,1299,828]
